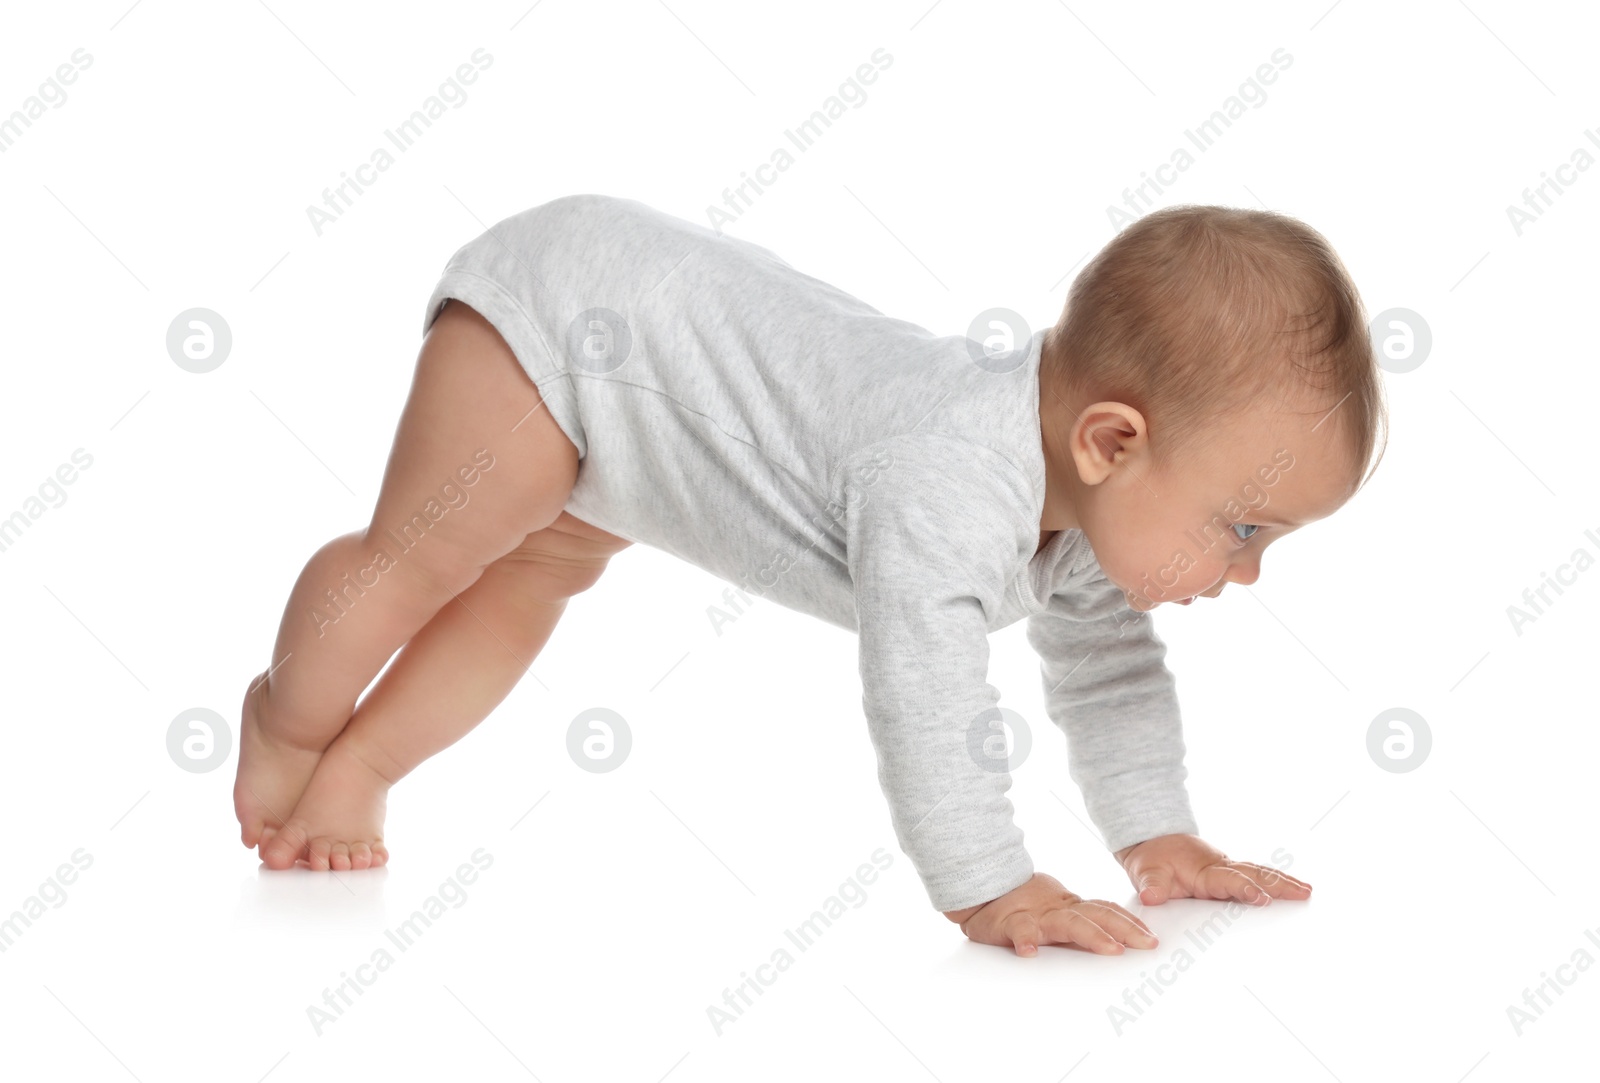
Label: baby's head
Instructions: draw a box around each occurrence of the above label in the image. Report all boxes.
[1039,204,1388,611]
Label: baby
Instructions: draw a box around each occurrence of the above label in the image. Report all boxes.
[234,194,1385,957]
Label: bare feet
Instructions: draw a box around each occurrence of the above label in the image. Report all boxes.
[259,732,391,871]
[233,671,330,850]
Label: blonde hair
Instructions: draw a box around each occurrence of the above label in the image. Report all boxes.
[1042,204,1388,492]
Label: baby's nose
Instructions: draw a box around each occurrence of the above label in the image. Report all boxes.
[1216,564,1260,592]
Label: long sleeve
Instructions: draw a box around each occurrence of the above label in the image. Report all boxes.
[1024,559,1199,855]
[840,432,1039,913]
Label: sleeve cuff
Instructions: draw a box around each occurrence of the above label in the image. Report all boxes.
[1099,810,1201,855]
[924,847,1036,913]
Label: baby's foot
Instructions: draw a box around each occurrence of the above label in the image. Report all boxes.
[259,732,390,871]
[233,670,328,850]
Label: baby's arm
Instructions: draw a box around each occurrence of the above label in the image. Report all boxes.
[841,434,1158,954]
[1025,573,1309,909]
[1023,580,1200,858]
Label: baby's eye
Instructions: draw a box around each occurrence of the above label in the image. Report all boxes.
[1232,523,1259,542]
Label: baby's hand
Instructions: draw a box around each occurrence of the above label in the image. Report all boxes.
[942,873,1160,957]
[1113,833,1312,906]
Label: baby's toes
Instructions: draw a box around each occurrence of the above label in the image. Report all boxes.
[329,842,352,872]
[349,842,374,871]
[260,820,311,870]
[371,841,390,868]
[307,836,335,872]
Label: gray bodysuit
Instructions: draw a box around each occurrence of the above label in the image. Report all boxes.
[422,194,1199,912]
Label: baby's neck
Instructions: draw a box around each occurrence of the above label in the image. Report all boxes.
[1036,369,1082,537]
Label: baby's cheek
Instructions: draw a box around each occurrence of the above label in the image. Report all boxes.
[1108,552,1169,602]
[1136,547,1212,599]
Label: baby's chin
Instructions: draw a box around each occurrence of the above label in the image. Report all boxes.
[1114,582,1164,611]
[1109,572,1200,611]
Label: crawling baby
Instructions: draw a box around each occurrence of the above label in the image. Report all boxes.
[234,194,1385,956]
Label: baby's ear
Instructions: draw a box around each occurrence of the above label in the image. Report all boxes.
[1071,401,1147,484]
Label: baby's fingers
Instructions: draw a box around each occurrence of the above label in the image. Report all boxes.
[1036,901,1159,955]
[1196,863,1273,906]
[1009,907,1115,955]
[1234,862,1313,898]
[1073,900,1161,949]
[1005,911,1046,957]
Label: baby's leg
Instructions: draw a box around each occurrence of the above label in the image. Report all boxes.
[260,514,630,870]
[234,300,580,848]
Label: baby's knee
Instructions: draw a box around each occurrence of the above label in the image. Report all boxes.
[499,545,613,600]
[485,516,631,606]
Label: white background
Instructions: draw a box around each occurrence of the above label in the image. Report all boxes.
[2,0,1597,1079]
